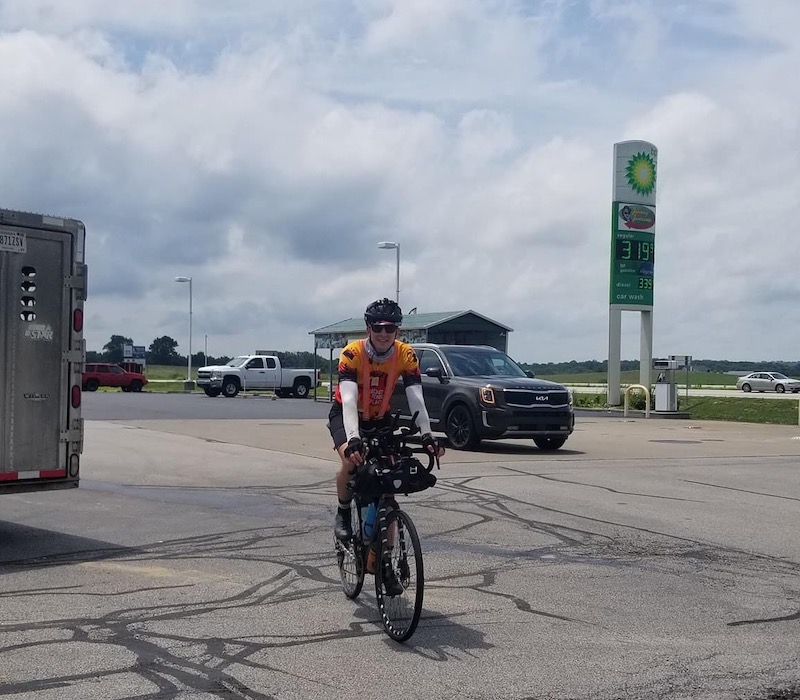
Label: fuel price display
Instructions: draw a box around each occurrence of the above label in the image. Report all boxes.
[615,239,654,263]
[609,202,656,307]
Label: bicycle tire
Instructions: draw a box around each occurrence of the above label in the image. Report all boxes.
[375,508,424,642]
[336,501,365,599]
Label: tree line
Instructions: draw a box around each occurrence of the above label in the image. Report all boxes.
[87,335,334,372]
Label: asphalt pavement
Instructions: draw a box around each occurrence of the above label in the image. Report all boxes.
[1,393,799,700]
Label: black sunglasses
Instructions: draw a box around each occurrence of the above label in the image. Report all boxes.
[370,323,398,333]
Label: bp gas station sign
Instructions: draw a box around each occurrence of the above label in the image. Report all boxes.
[610,142,658,308]
[607,140,659,405]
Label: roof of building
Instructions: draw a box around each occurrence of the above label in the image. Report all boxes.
[310,310,513,335]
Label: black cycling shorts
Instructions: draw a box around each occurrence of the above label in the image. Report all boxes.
[328,401,390,450]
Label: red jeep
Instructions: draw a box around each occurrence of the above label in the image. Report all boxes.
[82,363,148,392]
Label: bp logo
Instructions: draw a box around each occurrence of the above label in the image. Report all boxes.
[625,151,657,197]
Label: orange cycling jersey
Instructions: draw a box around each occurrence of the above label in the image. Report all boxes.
[334,339,421,419]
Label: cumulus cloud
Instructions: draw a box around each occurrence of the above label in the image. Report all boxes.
[0,0,798,362]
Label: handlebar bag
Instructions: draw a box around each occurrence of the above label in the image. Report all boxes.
[355,457,436,498]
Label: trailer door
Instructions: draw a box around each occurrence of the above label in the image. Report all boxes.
[0,223,78,481]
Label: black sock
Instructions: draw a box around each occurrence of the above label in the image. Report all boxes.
[337,498,351,513]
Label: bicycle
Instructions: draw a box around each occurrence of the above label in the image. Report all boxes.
[333,413,440,642]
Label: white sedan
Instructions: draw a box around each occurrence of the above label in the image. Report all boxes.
[735,372,800,393]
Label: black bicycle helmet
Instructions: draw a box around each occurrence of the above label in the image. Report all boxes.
[364,298,403,325]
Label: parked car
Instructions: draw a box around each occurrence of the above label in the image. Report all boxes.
[390,343,574,450]
[735,372,800,394]
[82,363,148,392]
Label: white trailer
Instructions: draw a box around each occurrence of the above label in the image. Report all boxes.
[0,208,86,494]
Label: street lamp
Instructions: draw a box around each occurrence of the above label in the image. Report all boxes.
[377,241,400,305]
[174,276,193,389]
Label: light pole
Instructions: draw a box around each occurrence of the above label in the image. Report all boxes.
[174,276,193,389]
[377,241,400,305]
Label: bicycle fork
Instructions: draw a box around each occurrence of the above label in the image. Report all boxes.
[376,501,410,585]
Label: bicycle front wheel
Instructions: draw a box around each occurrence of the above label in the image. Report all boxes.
[336,501,365,599]
[375,508,424,642]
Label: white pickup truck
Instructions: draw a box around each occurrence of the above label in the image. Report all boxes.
[196,355,319,398]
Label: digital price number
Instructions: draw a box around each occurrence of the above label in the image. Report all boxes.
[615,239,654,263]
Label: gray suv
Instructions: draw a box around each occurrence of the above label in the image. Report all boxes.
[391,344,574,450]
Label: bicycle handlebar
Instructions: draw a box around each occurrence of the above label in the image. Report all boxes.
[359,411,438,473]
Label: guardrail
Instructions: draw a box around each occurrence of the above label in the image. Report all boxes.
[561,383,738,390]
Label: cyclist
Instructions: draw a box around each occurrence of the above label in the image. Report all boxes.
[328,298,444,546]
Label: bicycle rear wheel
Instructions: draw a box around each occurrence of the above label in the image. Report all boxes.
[335,501,365,599]
[375,508,424,642]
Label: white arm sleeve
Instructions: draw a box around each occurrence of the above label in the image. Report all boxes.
[405,383,432,435]
[339,380,361,442]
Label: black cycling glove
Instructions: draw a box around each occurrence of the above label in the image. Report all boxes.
[421,433,438,453]
[344,437,365,459]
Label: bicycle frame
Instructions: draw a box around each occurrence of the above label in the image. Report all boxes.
[353,492,400,570]
[335,412,437,642]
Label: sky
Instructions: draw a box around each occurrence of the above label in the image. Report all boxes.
[2,0,798,364]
